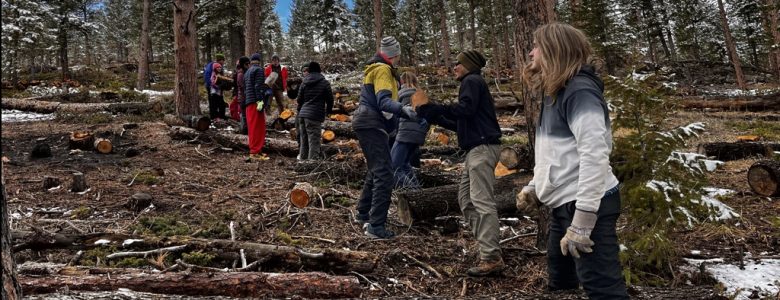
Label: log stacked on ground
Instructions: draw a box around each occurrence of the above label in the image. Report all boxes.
[747,160,780,197]
[290,182,317,208]
[93,138,112,154]
[69,131,94,150]
[2,96,162,114]
[499,145,532,170]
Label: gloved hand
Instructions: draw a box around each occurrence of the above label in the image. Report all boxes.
[400,105,418,121]
[256,100,264,112]
[515,186,540,215]
[560,210,597,259]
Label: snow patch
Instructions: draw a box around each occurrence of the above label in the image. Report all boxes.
[122,239,143,247]
[94,239,112,245]
[701,187,739,221]
[136,89,174,97]
[1,109,55,123]
[685,257,780,300]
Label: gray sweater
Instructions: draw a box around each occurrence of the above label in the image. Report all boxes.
[526,66,619,213]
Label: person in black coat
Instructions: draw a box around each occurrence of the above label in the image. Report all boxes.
[294,62,334,159]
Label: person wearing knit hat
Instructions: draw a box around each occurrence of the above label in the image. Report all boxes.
[208,62,227,120]
[264,54,289,117]
[243,52,270,161]
[231,56,250,129]
[416,49,504,277]
[351,35,417,240]
[295,61,333,160]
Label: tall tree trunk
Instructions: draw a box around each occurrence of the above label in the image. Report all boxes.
[469,0,477,49]
[137,0,151,91]
[569,0,582,26]
[58,16,70,82]
[439,0,451,68]
[82,4,92,66]
[409,1,418,66]
[513,0,556,251]
[717,0,747,89]
[230,26,244,64]
[658,0,677,61]
[502,5,513,70]
[489,0,500,68]
[2,163,22,300]
[173,0,200,117]
[373,0,383,52]
[762,0,780,81]
[245,0,260,55]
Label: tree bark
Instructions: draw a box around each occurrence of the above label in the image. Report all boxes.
[748,160,780,196]
[137,0,151,91]
[245,0,260,54]
[394,173,532,225]
[499,145,532,170]
[762,0,780,81]
[680,95,780,111]
[19,271,360,298]
[717,0,748,89]
[58,4,70,83]
[439,0,451,68]
[290,182,318,208]
[700,142,775,161]
[173,0,200,116]
[1,96,163,115]
[93,138,113,154]
[373,0,383,53]
[163,114,211,131]
[2,163,22,299]
[70,172,88,193]
[469,0,477,49]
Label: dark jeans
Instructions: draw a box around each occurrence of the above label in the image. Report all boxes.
[208,93,226,120]
[547,187,629,299]
[297,117,323,159]
[239,106,248,134]
[390,141,421,189]
[355,128,393,227]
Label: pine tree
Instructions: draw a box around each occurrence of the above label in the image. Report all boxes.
[1,0,56,84]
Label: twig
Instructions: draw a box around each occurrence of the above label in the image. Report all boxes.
[106,245,187,260]
[499,232,537,245]
[291,236,336,244]
[402,279,431,297]
[229,221,236,241]
[67,250,84,266]
[349,271,389,296]
[460,278,468,297]
[194,145,213,161]
[402,252,443,279]
[240,249,247,268]
[127,172,140,186]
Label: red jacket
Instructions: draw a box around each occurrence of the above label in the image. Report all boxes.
[264,64,288,91]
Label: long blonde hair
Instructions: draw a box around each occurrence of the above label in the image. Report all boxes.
[523,23,592,96]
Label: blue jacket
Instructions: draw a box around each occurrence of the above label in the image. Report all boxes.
[243,62,267,109]
[297,72,334,122]
[395,87,429,145]
[351,54,402,132]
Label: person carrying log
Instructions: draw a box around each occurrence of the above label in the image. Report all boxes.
[264,54,289,117]
[391,72,429,189]
[516,23,628,299]
[416,50,504,277]
[243,53,271,161]
[294,62,334,160]
[209,62,229,120]
[352,36,418,240]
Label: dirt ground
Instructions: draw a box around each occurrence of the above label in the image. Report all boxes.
[2,89,779,299]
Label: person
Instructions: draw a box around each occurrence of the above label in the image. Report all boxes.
[204,53,225,93]
[295,62,334,160]
[352,36,417,239]
[208,62,228,120]
[264,54,289,117]
[515,23,629,299]
[390,72,429,189]
[416,50,503,276]
[243,53,271,161]
[231,56,250,128]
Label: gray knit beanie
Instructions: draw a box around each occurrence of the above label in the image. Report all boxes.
[380,36,401,58]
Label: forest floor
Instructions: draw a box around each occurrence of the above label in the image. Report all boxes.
[1,67,779,299]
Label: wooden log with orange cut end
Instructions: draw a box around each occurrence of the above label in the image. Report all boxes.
[499,146,532,170]
[435,132,450,145]
[279,109,294,121]
[164,114,211,131]
[93,138,113,154]
[329,114,351,122]
[411,89,429,109]
[747,160,780,197]
[322,130,336,143]
[494,161,517,177]
[69,131,95,151]
[290,182,318,208]
[737,135,761,142]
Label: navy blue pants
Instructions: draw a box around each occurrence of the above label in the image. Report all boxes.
[390,141,421,189]
[355,128,394,227]
[547,187,629,299]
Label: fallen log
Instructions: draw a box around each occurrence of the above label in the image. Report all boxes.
[1,96,162,114]
[163,114,211,131]
[290,182,318,208]
[93,138,112,154]
[293,160,459,187]
[19,271,360,298]
[699,142,775,161]
[285,118,357,140]
[747,160,780,197]
[499,145,532,170]
[322,130,336,143]
[680,96,780,111]
[394,172,532,225]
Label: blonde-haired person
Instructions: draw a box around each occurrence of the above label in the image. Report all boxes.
[390,72,429,189]
[516,23,628,299]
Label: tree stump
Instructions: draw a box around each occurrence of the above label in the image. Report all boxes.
[70,172,88,193]
[164,114,211,131]
[436,132,450,145]
[290,182,317,208]
[700,142,773,161]
[69,131,94,151]
[93,138,112,154]
[747,160,780,197]
[126,193,153,212]
[322,130,336,143]
[42,176,61,190]
[499,145,532,170]
[125,147,140,157]
[30,143,52,159]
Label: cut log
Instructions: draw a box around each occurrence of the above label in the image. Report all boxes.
[435,132,450,145]
[42,176,61,190]
[293,160,458,187]
[420,145,461,157]
[329,114,351,122]
[1,96,162,114]
[499,145,532,170]
[126,192,153,212]
[70,172,88,193]
[30,143,52,159]
[163,114,210,131]
[19,271,360,298]
[286,118,357,140]
[747,160,780,197]
[679,93,780,111]
[700,142,774,161]
[394,172,531,225]
[279,109,294,121]
[69,131,94,151]
[322,130,336,143]
[290,182,317,208]
[93,138,112,154]
[412,90,430,108]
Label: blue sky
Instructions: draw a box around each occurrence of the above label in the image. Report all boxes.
[276,0,354,32]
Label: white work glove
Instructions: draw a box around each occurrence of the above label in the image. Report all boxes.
[560,210,597,259]
[515,186,540,215]
[256,101,264,112]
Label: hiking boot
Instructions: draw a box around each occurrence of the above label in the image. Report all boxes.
[247,153,269,162]
[466,257,506,277]
[365,224,395,240]
[353,213,369,229]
